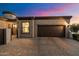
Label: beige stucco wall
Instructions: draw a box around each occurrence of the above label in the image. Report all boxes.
[0,20,6,28]
[0,17,14,29]
[35,18,68,25]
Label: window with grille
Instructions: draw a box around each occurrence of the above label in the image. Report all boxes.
[22,22,29,33]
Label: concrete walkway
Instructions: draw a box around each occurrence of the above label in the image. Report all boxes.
[0,37,79,56]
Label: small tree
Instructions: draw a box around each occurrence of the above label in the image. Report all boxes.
[69,24,79,33]
[69,24,79,40]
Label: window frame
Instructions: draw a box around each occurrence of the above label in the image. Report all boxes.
[21,21,30,34]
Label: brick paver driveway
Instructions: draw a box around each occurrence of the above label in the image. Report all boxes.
[0,37,79,56]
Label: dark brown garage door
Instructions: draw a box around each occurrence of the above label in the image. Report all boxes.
[37,25,65,37]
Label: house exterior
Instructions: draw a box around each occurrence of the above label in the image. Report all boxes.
[17,16,72,38]
[0,16,73,44]
[0,16,72,41]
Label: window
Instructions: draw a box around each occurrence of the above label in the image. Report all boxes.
[22,22,29,33]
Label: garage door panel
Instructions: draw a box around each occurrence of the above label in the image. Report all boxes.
[37,25,65,37]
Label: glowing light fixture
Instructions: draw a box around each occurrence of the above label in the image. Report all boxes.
[13,24,17,28]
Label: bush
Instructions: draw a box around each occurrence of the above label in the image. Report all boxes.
[72,34,79,40]
[69,24,79,33]
[69,24,79,40]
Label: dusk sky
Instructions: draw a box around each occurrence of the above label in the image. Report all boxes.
[0,3,79,16]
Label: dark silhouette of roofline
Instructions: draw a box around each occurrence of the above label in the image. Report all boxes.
[17,16,72,20]
[5,16,72,23]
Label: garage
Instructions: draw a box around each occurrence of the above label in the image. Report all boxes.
[37,25,65,37]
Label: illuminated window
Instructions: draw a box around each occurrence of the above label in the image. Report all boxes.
[22,22,29,33]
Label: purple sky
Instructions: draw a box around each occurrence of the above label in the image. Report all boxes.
[0,3,79,16]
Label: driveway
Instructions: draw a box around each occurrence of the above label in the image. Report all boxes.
[0,37,79,56]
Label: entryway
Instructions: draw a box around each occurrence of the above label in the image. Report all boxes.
[7,22,18,40]
[11,23,17,40]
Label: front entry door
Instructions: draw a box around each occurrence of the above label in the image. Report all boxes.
[12,24,17,35]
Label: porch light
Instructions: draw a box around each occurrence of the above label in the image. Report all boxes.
[13,24,17,28]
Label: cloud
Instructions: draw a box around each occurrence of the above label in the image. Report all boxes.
[34,4,79,16]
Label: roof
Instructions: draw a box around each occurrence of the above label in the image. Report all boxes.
[0,16,72,23]
[17,16,72,20]
[2,11,15,15]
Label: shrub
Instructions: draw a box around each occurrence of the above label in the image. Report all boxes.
[69,24,79,33]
